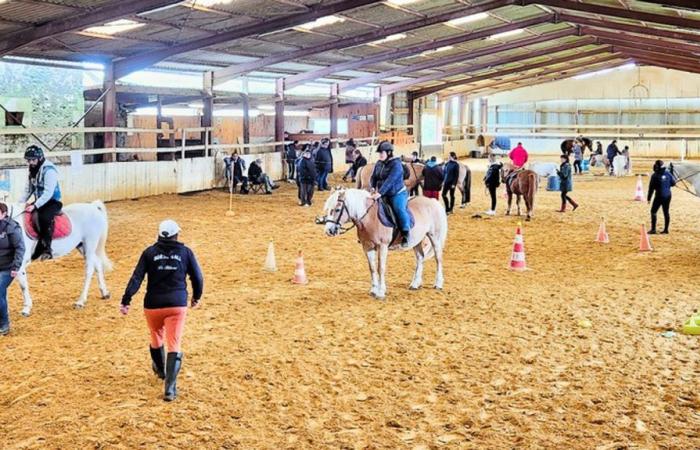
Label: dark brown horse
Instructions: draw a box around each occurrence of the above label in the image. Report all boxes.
[561,137,592,156]
[501,163,538,221]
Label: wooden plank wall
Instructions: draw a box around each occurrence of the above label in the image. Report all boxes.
[308,103,378,138]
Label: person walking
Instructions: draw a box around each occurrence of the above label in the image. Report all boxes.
[0,202,25,336]
[442,152,460,215]
[483,154,503,216]
[647,160,675,234]
[606,140,620,176]
[120,220,204,402]
[298,149,317,207]
[557,154,578,212]
[572,139,583,174]
[422,156,443,200]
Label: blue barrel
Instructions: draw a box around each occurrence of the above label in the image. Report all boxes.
[547,175,560,191]
[582,159,590,172]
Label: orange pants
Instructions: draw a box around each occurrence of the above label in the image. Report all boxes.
[144,307,187,352]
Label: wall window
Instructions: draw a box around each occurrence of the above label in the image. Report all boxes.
[310,118,348,134]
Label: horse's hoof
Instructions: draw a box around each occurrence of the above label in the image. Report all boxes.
[101,293,111,300]
[434,285,443,290]
[21,310,30,317]
[409,285,421,290]
[526,217,531,222]
[74,303,85,310]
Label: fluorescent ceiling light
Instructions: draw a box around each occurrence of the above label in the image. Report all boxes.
[370,33,406,45]
[447,13,489,26]
[386,0,421,5]
[421,46,454,56]
[297,15,345,31]
[187,0,234,6]
[84,19,144,35]
[573,63,637,80]
[487,29,524,40]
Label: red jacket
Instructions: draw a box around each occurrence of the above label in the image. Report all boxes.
[509,145,529,168]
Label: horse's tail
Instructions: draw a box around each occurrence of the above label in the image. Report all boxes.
[93,200,113,272]
[463,166,471,204]
[527,171,537,207]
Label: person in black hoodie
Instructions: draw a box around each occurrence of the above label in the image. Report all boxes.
[285,141,298,181]
[229,153,248,193]
[297,149,317,206]
[442,152,460,214]
[315,138,334,191]
[483,154,503,216]
[422,156,443,200]
[347,149,367,183]
[0,202,25,336]
[647,160,676,234]
[120,220,204,402]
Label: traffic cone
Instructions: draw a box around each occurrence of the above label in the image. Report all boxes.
[509,222,527,271]
[264,239,277,272]
[633,175,644,201]
[291,250,308,285]
[595,217,609,243]
[639,223,653,252]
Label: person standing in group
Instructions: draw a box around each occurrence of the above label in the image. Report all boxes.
[647,160,676,234]
[285,140,299,182]
[557,154,578,212]
[483,154,503,216]
[0,202,25,336]
[120,220,204,402]
[606,140,620,175]
[572,139,583,174]
[297,149,317,207]
[442,152,460,215]
[422,156,443,200]
[315,138,333,191]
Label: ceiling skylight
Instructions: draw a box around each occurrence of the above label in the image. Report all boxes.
[188,0,235,6]
[370,33,407,45]
[421,46,454,56]
[487,29,525,40]
[83,20,145,36]
[447,13,490,26]
[297,15,345,31]
[386,0,422,5]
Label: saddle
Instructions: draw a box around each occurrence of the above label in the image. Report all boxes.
[24,211,72,241]
[377,198,415,245]
[505,168,523,190]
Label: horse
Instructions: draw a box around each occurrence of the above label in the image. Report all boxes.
[11,200,112,316]
[611,154,628,177]
[561,137,592,155]
[322,188,447,299]
[669,161,700,197]
[501,164,538,221]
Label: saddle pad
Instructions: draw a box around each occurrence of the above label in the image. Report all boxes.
[377,198,415,230]
[24,211,72,240]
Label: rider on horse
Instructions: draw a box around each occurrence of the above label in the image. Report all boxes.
[506,142,529,186]
[370,141,411,249]
[20,145,62,261]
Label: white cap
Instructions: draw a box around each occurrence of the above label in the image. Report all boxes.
[158,219,180,238]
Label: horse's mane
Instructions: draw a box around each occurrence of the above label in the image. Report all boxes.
[323,188,371,219]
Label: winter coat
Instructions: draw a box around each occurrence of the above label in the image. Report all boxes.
[606,143,620,161]
[558,162,573,192]
[231,158,246,180]
[647,168,675,201]
[508,145,528,168]
[248,161,263,182]
[315,146,333,172]
[443,160,460,187]
[285,145,297,163]
[350,155,367,174]
[0,218,25,271]
[484,162,503,188]
[422,162,444,192]
[371,157,405,197]
[298,157,317,184]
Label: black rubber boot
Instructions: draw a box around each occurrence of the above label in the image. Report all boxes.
[650,215,657,234]
[150,346,165,380]
[164,352,183,402]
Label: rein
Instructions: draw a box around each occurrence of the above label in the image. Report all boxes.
[669,164,700,198]
[318,195,377,235]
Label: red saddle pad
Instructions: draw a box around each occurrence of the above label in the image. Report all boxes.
[24,211,72,240]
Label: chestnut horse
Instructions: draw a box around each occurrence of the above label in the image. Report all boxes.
[322,188,447,299]
[501,163,538,221]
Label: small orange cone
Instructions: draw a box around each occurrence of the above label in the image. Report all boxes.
[634,175,644,201]
[595,217,609,243]
[639,223,653,252]
[509,222,527,271]
[291,250,308,284]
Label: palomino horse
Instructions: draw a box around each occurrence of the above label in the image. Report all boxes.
[12,200,112,316]
[669,161,700,197]
[357,161,472,207]
[501,164,538,221]
[322,188,447,299]
[561,138,592,155]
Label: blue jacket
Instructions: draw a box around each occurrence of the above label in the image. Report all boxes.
[371,157,405,197]
[121,238,204,309]
[648,168,675,201]
[443,160,460,187]
[606,143,620,161]
[484,162,502,188]
[298,157,317,184]
[558,162,573,191]
[315,146,333,172]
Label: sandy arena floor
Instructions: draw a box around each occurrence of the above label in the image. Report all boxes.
[2,158,700,449]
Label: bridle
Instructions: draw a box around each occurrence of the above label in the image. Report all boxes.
[669,163,700,197]
[319,194,376,235]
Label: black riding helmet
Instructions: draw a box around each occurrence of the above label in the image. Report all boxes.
[24,145,44,161]
[375,141,394,156]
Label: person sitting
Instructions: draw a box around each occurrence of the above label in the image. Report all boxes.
[422,156,443,201]
[229,153,248,193]
[370,141,411,249]
[298,149,317,207]
[342,139,357,182]
[248,158,278,194]
[20,145,62,261]
[606,140,621,175]
[506,142,528,186]
[647,160,675,234]
[346,149,367,183]
[483,154,503,216]
[410,151,423,164]
[442,152,460,215]
[285,140,298,181]
[222,153,232,186]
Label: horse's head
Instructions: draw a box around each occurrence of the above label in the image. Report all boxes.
[322,187,348,237]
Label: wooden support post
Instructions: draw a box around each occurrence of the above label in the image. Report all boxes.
[103,61,117,161]
[242,94,250,151]
[330,84,339,143]
[407,91,414,136]
[202,71,214,156]
[275,78,285,153]
[480,98,488,134]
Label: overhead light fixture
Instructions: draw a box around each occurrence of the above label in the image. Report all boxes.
[370,33,407,45]
[487,29,524,40]
[447,13,489,26]
[297,15,345,31]
[573,63,636,80]
[386,0,422,5]
[83,19,145,35]
[421,46,454,56]
[185,0,234,7]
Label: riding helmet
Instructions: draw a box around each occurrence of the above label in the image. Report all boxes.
[24,145,44,161]
[375,141,393,155]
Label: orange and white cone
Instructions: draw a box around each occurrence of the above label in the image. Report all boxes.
[291,251,308,284]
[264,239,277,272]
[634,175,644,201]
[595,217,609,244]
[509,222,527,271]
[639,223,653,252]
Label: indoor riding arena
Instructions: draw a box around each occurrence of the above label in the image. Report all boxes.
[2,1,700,449]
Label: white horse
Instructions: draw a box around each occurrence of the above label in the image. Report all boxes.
[12,200,112,316]
[669,161,700,197]
[322,188,447,299]
[612,155,628,177]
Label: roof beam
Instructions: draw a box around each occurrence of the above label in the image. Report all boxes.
[113,0,379,79]
[608,44,700,67]
[525,0,700,29]
[380,37,599,97]
[282,13,555,91]
[412,46,615,98]
[618,49,700,72]
[580,27,700,55]
[652,1,700,11]
[0,0,184,57]
[558,13,700,43]
[212,0,518,85]
[632,58,700,75]
[337,27,576,93]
